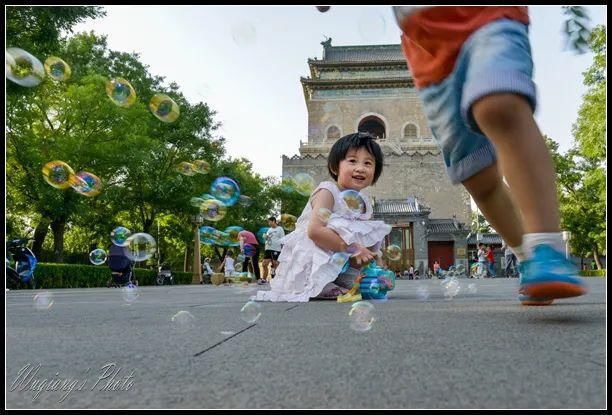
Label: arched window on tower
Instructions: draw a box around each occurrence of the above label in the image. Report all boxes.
[403,123,418,141]
[327,125,341,140]
[358,116,386,139]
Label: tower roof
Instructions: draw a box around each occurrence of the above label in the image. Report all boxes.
[321,42,405,63]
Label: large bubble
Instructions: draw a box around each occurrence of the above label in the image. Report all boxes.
[105,77,136,108]
[44,56,71,82]
[42,160,74,189]
[210,176,240,207]
[124,233,156,262]
[149,93,180,122]
[6,47,45,87]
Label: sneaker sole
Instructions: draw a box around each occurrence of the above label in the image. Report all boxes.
[522,281,586,299]
[520,297,554,306]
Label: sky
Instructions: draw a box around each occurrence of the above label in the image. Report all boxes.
[71,5,607,179]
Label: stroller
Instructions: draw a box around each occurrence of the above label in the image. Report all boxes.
[107,244,138,287]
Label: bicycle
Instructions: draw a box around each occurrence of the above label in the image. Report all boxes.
[6,236,38,289]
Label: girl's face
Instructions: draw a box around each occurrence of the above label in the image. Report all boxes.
[335,147,376,191]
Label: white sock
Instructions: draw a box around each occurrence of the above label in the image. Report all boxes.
[522,233,565,260]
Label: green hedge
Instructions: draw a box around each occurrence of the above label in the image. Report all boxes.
[579,269,606,277]
[27,263,196,289]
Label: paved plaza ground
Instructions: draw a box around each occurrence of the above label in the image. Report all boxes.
[5,277,606,409]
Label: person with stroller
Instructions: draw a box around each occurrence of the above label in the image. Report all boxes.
[201,257,213,284]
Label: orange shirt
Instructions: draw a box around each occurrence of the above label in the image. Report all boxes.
[398,6,530,89]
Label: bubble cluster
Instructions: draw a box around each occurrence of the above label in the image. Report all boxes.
[211,176,240,207]
[240,300,262,323]
[122,283,140,303]
[385,244,402,261]
[111,226,131,247]
[105,77,137,108]
[42,160,74,189]
[171,310,196,332]
[69,171,102,197]
[149,93,180,122]
[348,301,376,332]
[89,248,107,265]
[44,56,71,81]
[33,291,54,311]
[280,213,297,232]
[201,199,227,222]
[6,47,45,87]
[340,189,366,215]
[124,233,156,262]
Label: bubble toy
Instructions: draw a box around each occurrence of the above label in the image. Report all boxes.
[337,261,396,303]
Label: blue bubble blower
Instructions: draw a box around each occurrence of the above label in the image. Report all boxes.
[337,260,396,303]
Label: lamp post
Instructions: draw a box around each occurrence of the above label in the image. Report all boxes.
[192,214,205,284]
[562,231,571,259]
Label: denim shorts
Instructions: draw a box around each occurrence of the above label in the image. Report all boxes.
[418,19,537,184]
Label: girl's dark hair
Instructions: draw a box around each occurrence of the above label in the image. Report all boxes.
[327,132,384,184]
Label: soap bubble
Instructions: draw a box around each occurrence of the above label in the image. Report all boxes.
[348,301,376,332]
[89,249,107,265]
[124,233,156,262]
[42,160,74,189]
[6,47,45,87]
[240,300,262,323]
[33,291,54,311]
[44,56,71,81]
[105,77,136,108]
[111,226,131,247]
[149,93,180,122]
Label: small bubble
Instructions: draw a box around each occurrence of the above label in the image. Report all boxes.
[176,161,196,176]
[240,300,262,323]
[111,226,131,247]
[171,311,196,332]
[149,93,180,123]
[467,283,478,294]
[348,301,376,332]
[211,176,240,207]
[201,199,227,222]
[292,172,315,196]
[124,233,156,262]
[192,160,211,174]
[33,292,54,311]
[105,77,137,108]
[89,249,107,265]
[42,160,75,190]
[385,245,402,261]
[340,189,366,215]
[44,56,71,81]
[280,214,297,232]
[316,207,332,223]
[69,171,102,197]
[122,283,140,303]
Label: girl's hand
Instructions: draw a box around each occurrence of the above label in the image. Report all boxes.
[348,243,375,266]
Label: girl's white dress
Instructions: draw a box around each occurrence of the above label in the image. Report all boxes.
[252,181,391,302]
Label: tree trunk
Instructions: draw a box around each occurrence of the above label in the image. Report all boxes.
[183,245,189,272]
[593,247,603,270]
[50,219,66,263]
[32,217,50,258]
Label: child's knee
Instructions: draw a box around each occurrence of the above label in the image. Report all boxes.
[461,164,503,201]
[472,93,532,131]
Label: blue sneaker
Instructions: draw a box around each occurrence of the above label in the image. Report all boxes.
[519,244,586,301]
